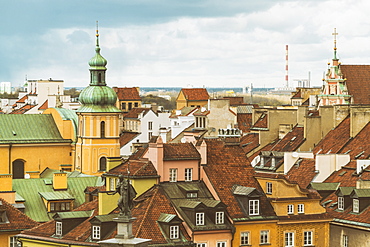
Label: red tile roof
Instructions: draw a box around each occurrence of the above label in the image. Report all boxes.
[9,104,36,114]
[312,116,351,155]
[0,198,39,231]
[163,143,201,160]
[181,88,209,101]
[339,122,370,159]
[286,158,316,188]
[38,100,48,110]
[106,159,158,177]
[16,95,28,103]
[119,131,140,147]
[323,161,370,187]
[123,108,150,119]
[269,125,305,152]
[251,113,268,130]
[340,65,370,104]
[291,90,302,99]
[203,139,276,219]
[237,113,253,133]
[240,132,260,154]
[113,87,141,101]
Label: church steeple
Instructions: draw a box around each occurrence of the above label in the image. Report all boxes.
[88,21,107,86]
[332,28,339,65]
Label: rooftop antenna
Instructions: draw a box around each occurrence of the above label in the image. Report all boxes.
[285,45,289,88]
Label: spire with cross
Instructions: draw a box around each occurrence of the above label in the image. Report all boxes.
[332,28,338,60]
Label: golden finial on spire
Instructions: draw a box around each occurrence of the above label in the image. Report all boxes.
[96,21,99,37]
[332,28,338,50]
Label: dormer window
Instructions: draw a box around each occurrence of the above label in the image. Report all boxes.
[298,204,304,214]
[215,211,224,224]
[249,200,259,215]
[56,221,62,236]
[196,212,205,225]
[353,199,359,213]
[187,192,198,198]
[92,225,101,240]
[338,197,344,210]
[169,225,179,239]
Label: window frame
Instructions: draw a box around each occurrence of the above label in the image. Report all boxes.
[285,232,294,247]
[169,225,179,239]
[169,168,178,182]
[266,182,272,194]
[287,204,294,214]
[56,221,62,236]
[215,211,224,224]
[338,196,344,210]
[298,204,304,214]
[353,199,359,213]
[240,231,250,245]
[196,212,205,226]
[303,231,313,246]
[216,241,226,247]
[249,199,259,215]
[92,225,101,240]
[260,230,269,244]
[342,235,348,247]
[196,243,207,247]
[185,168,193,182]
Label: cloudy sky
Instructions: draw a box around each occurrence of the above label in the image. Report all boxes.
[1,0,369,89]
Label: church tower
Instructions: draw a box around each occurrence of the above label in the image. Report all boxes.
[319,28,351,106]
[75,25,121,175]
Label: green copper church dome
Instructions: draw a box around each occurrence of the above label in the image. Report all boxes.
[76,27,121,113]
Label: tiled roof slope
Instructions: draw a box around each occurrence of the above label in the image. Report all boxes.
[181,88,209,101]
[113,87,141,101]
[340,65,370,104]
[269,125,305,152]
[38,100,48,110]
[133,185,192,244]
[9,104,36,114]
[123,108,150,119]
[223,97,244,106]
[163,143,201,160]
[0,114,71,144]
[106,159,158,177]
[251,113,268,130]
[16,95,28,103]
[323,161,370,187]
[286,158,316,189]
[291,90,302,99]
[237,113,253,133]
[339,122,370,160]
[240,132,260,154]
[169,106,198,118]
[203,139,276,220]
[119,131,140,147]
[0,198,39,231]
[312,116,351,155]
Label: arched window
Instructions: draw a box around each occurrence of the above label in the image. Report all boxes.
[99,157,107,171]
[12,159,25,179]
[101,121,105,138]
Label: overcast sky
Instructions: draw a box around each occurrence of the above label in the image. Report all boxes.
[1,0,369,89]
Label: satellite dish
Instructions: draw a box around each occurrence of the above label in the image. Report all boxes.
[24,173,31,179]
[292,152,298,158]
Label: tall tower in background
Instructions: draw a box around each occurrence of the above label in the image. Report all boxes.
[285,45,289,88]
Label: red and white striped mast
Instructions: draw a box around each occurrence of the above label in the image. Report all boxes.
[285,45,289,88]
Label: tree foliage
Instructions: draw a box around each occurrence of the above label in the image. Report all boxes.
[142,94,176,111]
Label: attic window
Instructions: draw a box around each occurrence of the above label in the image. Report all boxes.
[169,225,179,239]
[92,225,101,240]
[353,199,359,213]
[55,221,62,236]
[196,212,205,225]
[187,192,198,198]
[249,200,259,215]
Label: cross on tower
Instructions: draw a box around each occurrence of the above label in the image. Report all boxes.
[332,28,338,49]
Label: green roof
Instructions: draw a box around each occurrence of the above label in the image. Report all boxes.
[39,191,75,201]
[13,176,102,222]
[54,210,93,219]
[338,187,355,196]
[94,213,119,223]
[232,185,256,196]
[352,189,370,198]
[157,213,177,223]
[310,182,340,191]
[0,114,71,144]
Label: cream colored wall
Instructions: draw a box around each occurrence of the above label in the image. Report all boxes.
[206,99,237,137]
[0,144,73,175]
[350,105,370,138]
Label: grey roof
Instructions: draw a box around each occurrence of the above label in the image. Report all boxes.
[310,182,340,191]
[39,191,75,201]
[157,213,177,223]
[54,210,93,220]
[232,185,256,196]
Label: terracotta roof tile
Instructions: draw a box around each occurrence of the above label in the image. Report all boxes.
[323,161,370,187]
[291,90,302,99]
[339,122,370,159]
[119,131,140,147]
[313,116,351,155]
[163,143,201,160]
[340,65,370,104]
[181,88,209,101]
[106,159,158,177]
[269,125,305,152]
[240,132,260,154]
[16,95,28,103]
[0,198,39,231]
[9,104,36,114]
[38,100,48,110]
[237,113,253,133]
[286,158,316,188]
[251,113,268,129]
[123,108,150,119]
[113,87,141,101]
[203,139,276,219]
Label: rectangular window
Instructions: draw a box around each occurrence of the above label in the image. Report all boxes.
[128,102,132,110]
[122,102,126,110]
[353,199,359,213]
[148,132,153,140]
[216,242,226,247]
[287,204,294,214]
[185,168,193,181]
[169,168,177,182]
[61,202,65,211]
[266,182,272,194]
[148,121,153,130]
[249,200,259,215]
[197,244,207,247]
[285,232,294,247]
[10,236,19,247]
[298,204,304,214]
[170,225,179,239]
[92,225,100,240]
[187,192,198,198]
[241,231,250,245]
[338,197,344,210]
[215,211,224,224]
[50,202,55,212]
[65,202,70,211]
[56,222,62,236]
[196,212,205,225]
[342,235,348,247]
[134,102,138,107]
[110,178,115,191]
[304,231,313,246]
[260,230,269,244]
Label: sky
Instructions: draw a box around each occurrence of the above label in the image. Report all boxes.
[1,0,370,89]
